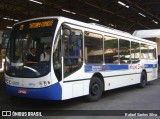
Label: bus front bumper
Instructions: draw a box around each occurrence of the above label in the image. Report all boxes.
[5,82,62,100]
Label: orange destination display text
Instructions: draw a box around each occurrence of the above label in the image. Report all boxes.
[29,20,53,29]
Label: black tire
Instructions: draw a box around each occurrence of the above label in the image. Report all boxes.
[86,77,103,102]
[138,71,147,88]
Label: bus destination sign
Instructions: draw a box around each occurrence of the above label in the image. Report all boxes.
[29,20,54,29]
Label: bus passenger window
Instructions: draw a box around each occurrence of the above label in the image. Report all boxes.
[85,32,103,64]
[149,45,156,60]
[119,39,130,64]
[131,42,140,63]
[141,44,149,59]
[104,36,118,64]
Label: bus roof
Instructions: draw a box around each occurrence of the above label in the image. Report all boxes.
[14,16,156,45]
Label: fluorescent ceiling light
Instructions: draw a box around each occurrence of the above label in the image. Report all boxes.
[152,20,158,24]
[29,0,42,4]
[14,19,19,22]
[3,17,8,20]
[62,9,76,14]
[118,1,129,8]
[8,18,14,21]
[71,12,76,14]
[3,17,19,22]
[109,24,115,27]
[6,26,12,29]
[138,13,146,17]
[89,17,99,22]
[62,9,71,13]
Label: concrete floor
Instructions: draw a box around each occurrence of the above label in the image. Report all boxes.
[0,73,160,118]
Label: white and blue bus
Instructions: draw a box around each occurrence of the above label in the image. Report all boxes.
[5,17,158,101]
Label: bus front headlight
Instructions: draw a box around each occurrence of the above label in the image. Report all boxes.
[5,79,11,85]
[38,81,51,87]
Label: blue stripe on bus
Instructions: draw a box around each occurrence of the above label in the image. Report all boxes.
[5,82,62,100]
[85,64,128,72]
[85,64,157,72]
[104,65,128,70]
[144,64,157,68]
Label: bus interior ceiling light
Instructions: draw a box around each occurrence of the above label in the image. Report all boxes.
[29,0,42,4]
[89,17,99,22]
[62,9,76,14]
[138,13,146,17]
[118,1,129,8]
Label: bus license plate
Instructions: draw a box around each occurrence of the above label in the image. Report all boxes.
[18,89,27,94]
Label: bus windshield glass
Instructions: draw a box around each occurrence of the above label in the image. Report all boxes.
[5,19,58,78]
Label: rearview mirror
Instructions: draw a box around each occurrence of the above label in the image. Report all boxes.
[62,24,71,36]
[63,29,71,36]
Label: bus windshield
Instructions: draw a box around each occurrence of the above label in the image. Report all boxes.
[5,19,58,78]
[2,29,11,49]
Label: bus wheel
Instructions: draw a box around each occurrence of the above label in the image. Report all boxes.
[138,71,147,88]
[86,77,103,102]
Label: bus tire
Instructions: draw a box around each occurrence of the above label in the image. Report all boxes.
[138,71,147,88]
[86,77,103,102]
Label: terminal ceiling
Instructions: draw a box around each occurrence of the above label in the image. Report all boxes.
[0,0,160,33]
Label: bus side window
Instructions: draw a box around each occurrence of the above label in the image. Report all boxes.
[119,39,130,64]
[141,44,149,60]
[148,45,156,60]
[84,31,103,64]
[131,41,140,63]
[104,36,118,64]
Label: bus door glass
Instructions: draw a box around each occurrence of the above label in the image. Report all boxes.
[53,28,62,81]
[62,25,83,78]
